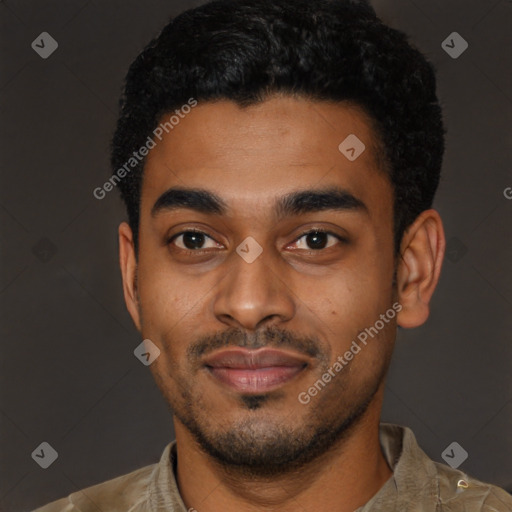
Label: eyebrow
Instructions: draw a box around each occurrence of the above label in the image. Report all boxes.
[151,186,368,218]
[275,186,368,218]
[151,188,227,217]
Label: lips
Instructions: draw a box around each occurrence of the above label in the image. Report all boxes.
[203,348,309,393]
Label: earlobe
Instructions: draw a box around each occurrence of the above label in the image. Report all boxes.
[395,210,446,329]
[118,222,142,332]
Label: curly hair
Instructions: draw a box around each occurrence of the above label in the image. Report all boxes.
[111,0,444,254]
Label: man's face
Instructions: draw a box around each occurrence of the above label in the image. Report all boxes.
[130,96,398,474]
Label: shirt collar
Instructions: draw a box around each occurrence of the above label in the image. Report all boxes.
[356,423,439,512]
[147,441,188,511]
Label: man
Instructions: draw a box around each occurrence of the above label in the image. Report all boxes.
[35,0,512,510]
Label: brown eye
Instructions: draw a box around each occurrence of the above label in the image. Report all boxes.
[305,231,329,249]
[170,231,221,251]
[292,230,342,250]
[181,232,206,249]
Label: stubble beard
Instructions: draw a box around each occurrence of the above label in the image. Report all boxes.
[167,365,387,479]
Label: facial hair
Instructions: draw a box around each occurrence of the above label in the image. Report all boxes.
[154,325,390,478]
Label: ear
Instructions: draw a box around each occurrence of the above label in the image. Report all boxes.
[118,222,142,332]
[395,209,445,328]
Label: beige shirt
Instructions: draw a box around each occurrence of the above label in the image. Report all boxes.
[33,423,512,511]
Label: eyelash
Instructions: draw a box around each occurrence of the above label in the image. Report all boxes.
[167,229,220,253]
[167,228,346,254]
[293,229,348,253]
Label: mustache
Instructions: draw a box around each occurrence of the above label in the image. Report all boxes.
[187,326,323,362]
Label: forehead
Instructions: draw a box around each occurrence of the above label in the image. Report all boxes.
[140,96,391,217]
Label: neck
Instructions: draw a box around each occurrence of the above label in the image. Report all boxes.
[173,392,392,512]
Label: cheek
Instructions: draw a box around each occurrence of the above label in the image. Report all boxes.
[136,267,190,343]
[138,277,197,382]
[300,257,394,347]
[302,262,382,313]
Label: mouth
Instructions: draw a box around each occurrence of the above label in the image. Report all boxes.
[203,348,309,393]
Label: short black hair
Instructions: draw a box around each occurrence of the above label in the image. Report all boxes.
[111,0,444,254]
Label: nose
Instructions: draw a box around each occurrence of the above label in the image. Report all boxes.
[212,246,296,331]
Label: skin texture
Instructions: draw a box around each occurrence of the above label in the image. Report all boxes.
[119,96,445,511]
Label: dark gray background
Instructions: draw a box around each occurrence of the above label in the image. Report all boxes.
[1,0,511,510]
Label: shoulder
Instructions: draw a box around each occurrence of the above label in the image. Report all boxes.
[380,423,512,512]
[32,462,157,512]
[433,460,512,511]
